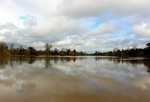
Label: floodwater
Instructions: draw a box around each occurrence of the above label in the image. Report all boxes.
[0,56,150,102]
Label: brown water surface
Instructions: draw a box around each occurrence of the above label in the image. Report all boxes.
[0,56,150,102]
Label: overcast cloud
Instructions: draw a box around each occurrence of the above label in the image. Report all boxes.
[0,0,150,52]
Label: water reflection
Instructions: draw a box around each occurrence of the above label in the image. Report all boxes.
[0,56,150,70]
[95,56,150,71]
[0,56,150,102]
[0,56,86,69]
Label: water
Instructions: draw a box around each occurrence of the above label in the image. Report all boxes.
[0,56,150,102]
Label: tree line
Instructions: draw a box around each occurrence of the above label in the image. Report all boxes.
[0,41,149,57]
[0,42,87,56]
[92,42,150,58]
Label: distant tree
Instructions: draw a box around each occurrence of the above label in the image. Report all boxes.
[28,47,36,55]
[60,51,65,56]
[66,49,71,55]
[19,45,23,49]
[68,51,75,56]
[73,49,76,53]
[113,48,119,52]
[146,42,150,49]
[145,42,150,57]
[10,43,14,50]
[60,48,66,56]
[121,52,125,58]
[10,43,14,54]
[0,41,8,55]
[113,48,119,56]
[61,48,66,52]
[54,48,59,55]
[73,49,77,56]
[94,51,102,55]
[19,45,23,55]
[0,42,8,50]
[45,43,52,55]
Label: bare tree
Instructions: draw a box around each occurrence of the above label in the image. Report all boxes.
[45,43,52,55]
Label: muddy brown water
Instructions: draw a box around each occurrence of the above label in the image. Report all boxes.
[0,56,150,102]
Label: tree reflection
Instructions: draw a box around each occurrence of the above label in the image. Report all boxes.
[45,56,52,68]
[0,56,150,73]
[0,56,9,69]
[0,56,79,69]
[95,57,150,71]
[28,57,36,64]
[9,57,14,68]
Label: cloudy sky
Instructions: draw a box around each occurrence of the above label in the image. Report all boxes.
[0,0,150,52]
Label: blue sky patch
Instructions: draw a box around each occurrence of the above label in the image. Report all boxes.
[118,26,132,36]
[88,21,101,31]
[18,14,37,20]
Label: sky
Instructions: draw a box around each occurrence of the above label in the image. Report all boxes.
[0,0,150,52]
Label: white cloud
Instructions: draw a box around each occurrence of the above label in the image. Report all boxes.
[0,16,87,49]
[0,23,17,30]
[132,23,150,36]
[0,0,150,51]
[92,24,121,35]
[23,18,37,27]
[58,0,150,18]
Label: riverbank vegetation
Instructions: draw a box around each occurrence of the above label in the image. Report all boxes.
[0,42,87,56]
[0,41,149,57]
[93,42,150,58]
